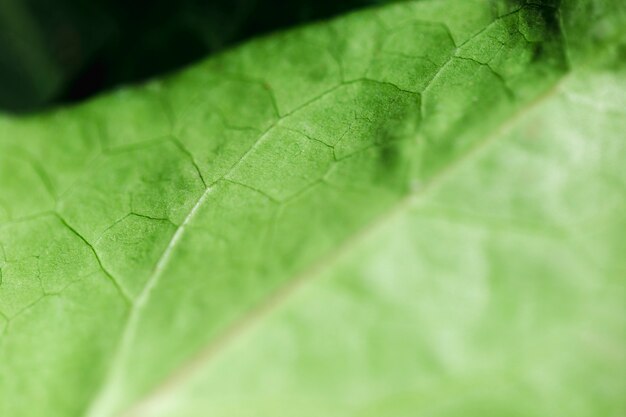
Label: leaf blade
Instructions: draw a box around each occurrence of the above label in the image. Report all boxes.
[0,1,623,416]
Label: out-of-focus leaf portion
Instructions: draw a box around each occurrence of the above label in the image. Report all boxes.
[0,1,624,416]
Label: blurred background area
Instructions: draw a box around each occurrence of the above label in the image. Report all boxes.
[0,0,388,113]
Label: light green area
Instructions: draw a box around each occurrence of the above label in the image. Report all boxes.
[0,1,624,416]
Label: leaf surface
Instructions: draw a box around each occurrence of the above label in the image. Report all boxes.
[0,1,624,416]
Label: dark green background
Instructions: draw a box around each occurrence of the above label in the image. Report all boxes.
[0,0,389,113]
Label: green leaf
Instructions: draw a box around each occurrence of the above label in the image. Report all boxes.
[0,1,624,416]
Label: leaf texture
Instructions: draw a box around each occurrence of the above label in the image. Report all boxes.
[0,0,624,416]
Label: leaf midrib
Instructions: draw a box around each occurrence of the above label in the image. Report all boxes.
[87,8,570,415]
[100,75,570,417]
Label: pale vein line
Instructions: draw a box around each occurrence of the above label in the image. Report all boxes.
[86,76,359,417]
[87,61,357,417]
[86,186,214,417]
[122,70,572,417]
[90,7,563,414]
